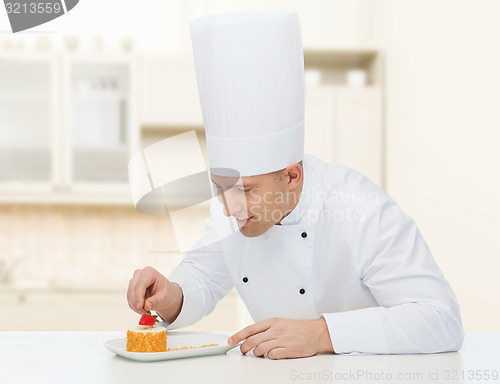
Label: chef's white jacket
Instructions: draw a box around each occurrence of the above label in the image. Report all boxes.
[166,154,464,354]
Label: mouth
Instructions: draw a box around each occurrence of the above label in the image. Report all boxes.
[234,217,253,227]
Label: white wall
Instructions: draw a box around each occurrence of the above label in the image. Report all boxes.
[375,0,500,331]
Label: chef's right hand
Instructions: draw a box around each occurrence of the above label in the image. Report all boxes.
[127,266,184,324]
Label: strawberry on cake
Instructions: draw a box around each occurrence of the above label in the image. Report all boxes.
[126,311,167,352]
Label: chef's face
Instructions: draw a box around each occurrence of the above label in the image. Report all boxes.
[210,163,303,237]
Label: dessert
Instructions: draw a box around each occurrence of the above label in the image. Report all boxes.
[127,325,167,352]
[126,311,167,352]
[126,311,220,353]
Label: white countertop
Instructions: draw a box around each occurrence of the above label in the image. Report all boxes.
[0,332,498,383]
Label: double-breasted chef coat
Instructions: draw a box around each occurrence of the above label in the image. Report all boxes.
[166,154,464,354]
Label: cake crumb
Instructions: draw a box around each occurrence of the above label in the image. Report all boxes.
[166,343,219,352]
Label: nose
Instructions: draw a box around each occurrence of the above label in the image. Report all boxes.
[219,190,246,218]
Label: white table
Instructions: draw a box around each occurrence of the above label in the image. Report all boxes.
[0,332,498,383]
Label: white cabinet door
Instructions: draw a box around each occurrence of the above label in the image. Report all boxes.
[0,54,137,203]
[68,290,251,332]
[305,85,336,163]
[0,291,143,331]
[0,292,65,331]
[61,55,135,188]
[69,292,138,331]
[337,88,383,186]
[0,54,59,190]
[305,86,383,186]
[139,56,203,126]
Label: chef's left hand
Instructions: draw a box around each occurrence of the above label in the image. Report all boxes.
[228,317,334,359]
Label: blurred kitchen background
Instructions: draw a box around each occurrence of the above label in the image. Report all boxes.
[1,0,499,332]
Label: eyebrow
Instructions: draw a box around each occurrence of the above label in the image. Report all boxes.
[210,179,255,188]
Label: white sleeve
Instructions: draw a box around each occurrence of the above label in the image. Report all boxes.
[321,199,464,354]
[164,217,234,330]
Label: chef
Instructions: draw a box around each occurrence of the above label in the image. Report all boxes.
[127,11,464,358]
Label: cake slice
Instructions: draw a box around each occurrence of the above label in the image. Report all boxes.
[126,325,167,352]
[126,311,166,352]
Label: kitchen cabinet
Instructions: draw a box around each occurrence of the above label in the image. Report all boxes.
[139,55,203,127]
[62,55,138,188]
[196,0,372,48]
[0,290,126,331]
[336,87,382,185]
[68,292,139,331]
[138,51,383,187]
[0,291,65,331]
[0,290,139,331]
[0,53,58,192]
[1,49,383,202]
[305,85,337,164]
[0,288,252,332]
[0,53,139,204]
[305,85,383,186]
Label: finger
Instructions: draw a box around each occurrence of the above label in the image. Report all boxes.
[144,293,155,312]
[252,339,282,357]
[127,275,138,303]
[143,279,162,313]
[229,319,273,346]
[267,347,288,360]
[127,270,143,313]
[133,267,157,311]
[130,271,145,311]
[240,331,275,355]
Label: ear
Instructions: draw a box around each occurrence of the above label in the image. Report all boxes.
[284,163,303,191]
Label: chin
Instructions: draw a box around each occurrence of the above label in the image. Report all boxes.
[239,223,272,238]
[239,227,262,238]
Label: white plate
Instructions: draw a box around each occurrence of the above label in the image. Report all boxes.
[104,331,239,362]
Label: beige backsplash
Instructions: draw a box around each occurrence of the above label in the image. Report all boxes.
[0,204,207,288]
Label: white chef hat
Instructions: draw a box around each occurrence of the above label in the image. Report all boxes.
[190,11,305,177]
